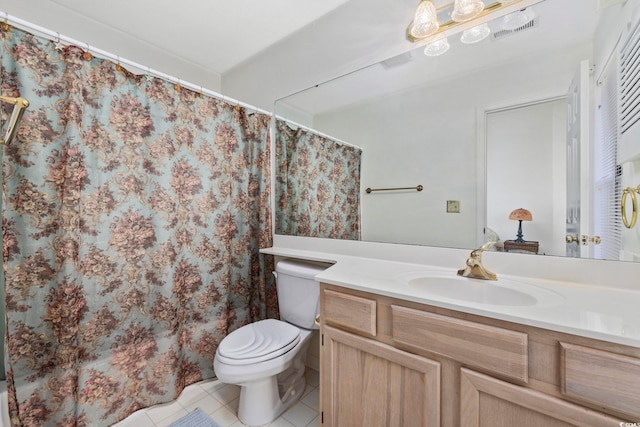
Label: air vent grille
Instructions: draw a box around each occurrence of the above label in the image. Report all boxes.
[380,52,413,69]
[620,20,640,136]
[491,17,539,41]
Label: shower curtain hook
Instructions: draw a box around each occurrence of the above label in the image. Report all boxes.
[174,78,182,91]
[1,12,10,31]
[116,55,124,73]
[145,66,153,82]
[83,42,93,61]
[54,32,64,51]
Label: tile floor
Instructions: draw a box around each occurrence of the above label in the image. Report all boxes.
[114,369,320,427]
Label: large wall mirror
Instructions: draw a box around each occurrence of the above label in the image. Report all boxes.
[274,0,640,262]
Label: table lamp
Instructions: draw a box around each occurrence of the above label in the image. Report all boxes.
[509,208,532,243]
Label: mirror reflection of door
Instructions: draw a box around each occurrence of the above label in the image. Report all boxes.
[486,58,622,260]
[565,60,591,258]
[486,98,566,256]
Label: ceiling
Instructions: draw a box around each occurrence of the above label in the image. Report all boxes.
[1,0,422,106]
[279,0,601,117]
[46,0,352,75]
[1,0,602,111]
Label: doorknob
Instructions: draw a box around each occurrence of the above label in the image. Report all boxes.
[565,234,579,244]
[566,234,601,245]
[584,235,601,245]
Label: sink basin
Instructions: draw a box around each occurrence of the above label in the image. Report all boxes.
[396,272,563,307]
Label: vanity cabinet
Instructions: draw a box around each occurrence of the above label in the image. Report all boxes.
[322,325,441,426]
[319,284,640,427]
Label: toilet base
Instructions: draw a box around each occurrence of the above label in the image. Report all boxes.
[236,337,311,426]
[237,374,306,426]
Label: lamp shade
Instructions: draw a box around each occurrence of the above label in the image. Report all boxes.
[501,8,535,31]
[410,0,440,38]
[424,38,450,56]
[509,208,532,221]
[460,23,490,44]
[451,0,485,23]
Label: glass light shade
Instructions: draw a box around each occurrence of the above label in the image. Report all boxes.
[461,23,491,44]
[451,0,485,23]
[424,38,450,56]
[410,0,440,38]
[501,8,535,31]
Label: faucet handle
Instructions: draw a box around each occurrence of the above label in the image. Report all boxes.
[471,241,496,258]
[458,241,498,280]
[480,241,497,251]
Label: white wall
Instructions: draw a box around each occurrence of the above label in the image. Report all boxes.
[314,43,592,249]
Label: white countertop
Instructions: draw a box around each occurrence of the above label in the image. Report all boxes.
[262,246,640,348]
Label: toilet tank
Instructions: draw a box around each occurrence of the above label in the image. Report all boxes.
[275,259,330,330]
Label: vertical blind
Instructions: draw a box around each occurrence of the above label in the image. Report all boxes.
[621,20,640,136]
[593,51,622,260]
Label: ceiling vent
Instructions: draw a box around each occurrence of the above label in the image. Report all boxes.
[491,16,539,41]
[381,52,413,69]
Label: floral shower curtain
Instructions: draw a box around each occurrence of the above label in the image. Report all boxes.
[1,26,277,426]
[275,120,362,240]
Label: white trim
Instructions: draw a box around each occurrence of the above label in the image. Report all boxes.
[476,92,567,248]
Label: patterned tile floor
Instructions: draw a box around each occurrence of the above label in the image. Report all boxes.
[114,369,320,427]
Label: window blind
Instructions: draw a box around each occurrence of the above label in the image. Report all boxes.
[593,54,622,260]
[621,21,640,136]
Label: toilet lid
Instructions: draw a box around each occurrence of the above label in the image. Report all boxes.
[216,319,301,365]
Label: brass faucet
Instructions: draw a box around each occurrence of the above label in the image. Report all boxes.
[457,242,497,280]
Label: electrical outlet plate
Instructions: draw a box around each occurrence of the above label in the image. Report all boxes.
[447,200,460,213]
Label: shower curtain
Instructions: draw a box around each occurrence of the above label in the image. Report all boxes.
[275,120,362,240]
[1,26,277,426]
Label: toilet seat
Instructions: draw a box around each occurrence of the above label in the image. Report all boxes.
[216,319,301,366]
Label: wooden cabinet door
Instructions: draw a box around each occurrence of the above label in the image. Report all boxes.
[460,368,624,427]
[321,325,441,427]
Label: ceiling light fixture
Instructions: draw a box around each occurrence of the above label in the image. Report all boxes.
[451,0,485,22]
[410,0,440,39]
[406,0,534,43]
[460,22,491,43]
[424,38,451,56]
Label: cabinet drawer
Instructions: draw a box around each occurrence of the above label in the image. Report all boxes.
[392,305,528,382]
[461,368,623,427]
[560,342,640,418]
[323,289,376,336]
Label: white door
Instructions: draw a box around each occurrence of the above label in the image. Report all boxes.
[566,60,592,258]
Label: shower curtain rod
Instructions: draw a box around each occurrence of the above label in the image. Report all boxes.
[1,11,271,117]
[275,115,363,151]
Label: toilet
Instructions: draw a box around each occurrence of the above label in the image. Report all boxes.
[213,259,328,426]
